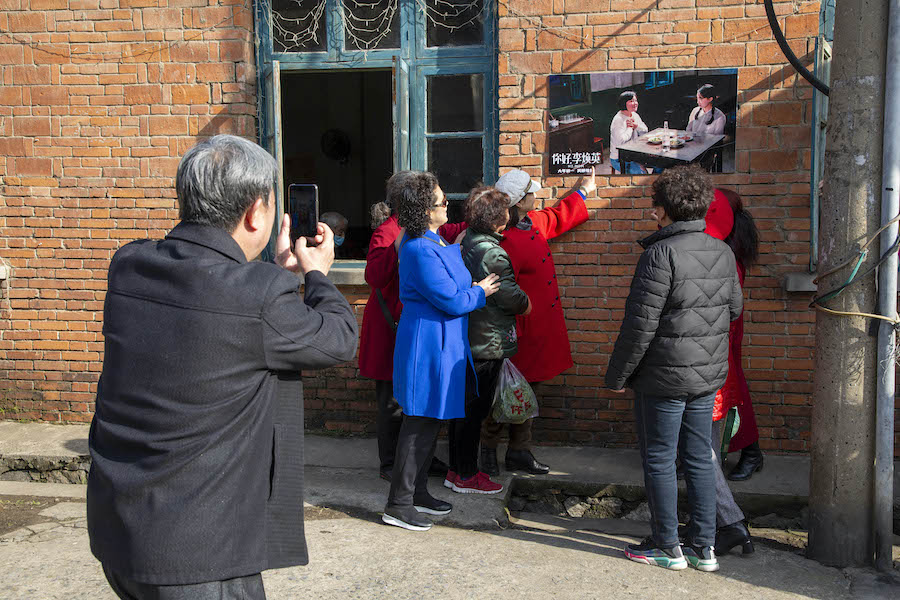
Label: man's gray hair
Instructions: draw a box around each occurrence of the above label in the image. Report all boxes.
[176,134,278,231]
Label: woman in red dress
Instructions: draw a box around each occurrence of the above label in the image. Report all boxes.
[359,172,467,481]
[705,188,762,481]
[479,168,595,475]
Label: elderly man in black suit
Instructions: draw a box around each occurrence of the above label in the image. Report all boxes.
[86,134,358,599]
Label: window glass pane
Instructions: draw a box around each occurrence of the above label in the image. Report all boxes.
[424,0,485,47]
[428,137,483,194]
[427,74,484,133]
[272,0,327,53]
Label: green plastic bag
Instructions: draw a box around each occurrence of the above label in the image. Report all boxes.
[491,359,538,424]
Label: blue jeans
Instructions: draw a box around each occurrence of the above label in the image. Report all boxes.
[610,158,646,174]
[634,391,716,548]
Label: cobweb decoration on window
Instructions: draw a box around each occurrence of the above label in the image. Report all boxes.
[416,0,485,32]
[268,0,487,54]
[271,0,327,53]
[342,0,400,51]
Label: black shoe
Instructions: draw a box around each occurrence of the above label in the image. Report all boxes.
[382,505,432,531]
[715,521,754,556]
[428,456,449,478]
[505,449,550,475]
[413,493,452,516]
[379,468,392,482]
[480,447,499,476]
[727,447,764,481]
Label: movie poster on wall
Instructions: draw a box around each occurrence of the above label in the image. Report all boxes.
[547,69,739,176]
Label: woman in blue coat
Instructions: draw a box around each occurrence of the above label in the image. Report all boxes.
[383,171,500,532]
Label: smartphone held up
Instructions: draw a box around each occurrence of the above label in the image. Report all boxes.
[288,183,319,244]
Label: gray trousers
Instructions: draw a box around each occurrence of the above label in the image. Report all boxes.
[712,420,745,527]
[103,566,266,600]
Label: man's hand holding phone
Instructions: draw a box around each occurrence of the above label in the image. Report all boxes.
[276,215,335,277]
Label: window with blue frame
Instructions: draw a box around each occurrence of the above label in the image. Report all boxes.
[256,0,498,251]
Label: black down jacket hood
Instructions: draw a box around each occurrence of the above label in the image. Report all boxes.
[604,219,742,397]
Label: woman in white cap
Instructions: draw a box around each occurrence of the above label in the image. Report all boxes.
[479,167,596,475]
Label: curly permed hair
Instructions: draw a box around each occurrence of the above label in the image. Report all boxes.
[465,186,510,234]
[651,164,713,222]
[390,170,439,238]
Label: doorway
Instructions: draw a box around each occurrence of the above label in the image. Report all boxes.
[280,70,394,259]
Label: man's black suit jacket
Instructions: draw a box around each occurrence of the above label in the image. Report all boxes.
[87,222,358,585]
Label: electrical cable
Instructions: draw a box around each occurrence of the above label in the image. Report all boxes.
[815,214,900,281]
[764,0,830,96]
[810,234,900,308]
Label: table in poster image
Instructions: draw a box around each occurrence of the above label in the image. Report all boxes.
[616,128,725,171]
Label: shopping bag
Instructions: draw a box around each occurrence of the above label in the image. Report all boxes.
[491,359,538,424]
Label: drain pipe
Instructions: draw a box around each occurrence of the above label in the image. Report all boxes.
[875,0,900,572]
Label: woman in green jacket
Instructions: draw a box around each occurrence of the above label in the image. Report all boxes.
[446,187,532,494]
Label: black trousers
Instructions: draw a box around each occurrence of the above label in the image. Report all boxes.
[102,565,265,600]
[375,379,403,472]
[449,359,503,479]
[386,415,442,507]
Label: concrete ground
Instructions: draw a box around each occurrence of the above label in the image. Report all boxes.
[1,422,899,599]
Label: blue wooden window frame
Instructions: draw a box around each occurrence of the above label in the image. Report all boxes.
[414,60,497,203]
[255,0,499,191]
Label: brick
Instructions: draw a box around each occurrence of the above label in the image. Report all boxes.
[536,28,582,51]
[124,84,163,104]
[14,116,51,137]
[169,42,208,62]
[723,18,771,42]
[14,158,53,176]
[31,0,69,7]
[195,63,234,83]
[148,115,189,135]
[0,138,32,156]
[508,52,552,73]
[142,8,183,30]
[507,0,553,16]
[30,86,70,106]
[784,12,819,39]
[171,84,210,104]
[561,49,607,72]
[8,13,45,32]
[696,44,744,68]
[750,150,799,172]
[0,44,25,64]
[11,65,52,85]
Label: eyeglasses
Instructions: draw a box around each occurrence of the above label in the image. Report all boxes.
[432,199,449,208]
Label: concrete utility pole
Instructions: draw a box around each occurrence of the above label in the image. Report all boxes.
[808,0,889,567]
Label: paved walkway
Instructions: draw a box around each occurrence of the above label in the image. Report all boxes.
[1,422,899,599]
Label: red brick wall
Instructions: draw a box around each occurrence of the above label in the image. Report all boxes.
[3,1,889,455]
[0,0,257,421]
[490,0,821,453]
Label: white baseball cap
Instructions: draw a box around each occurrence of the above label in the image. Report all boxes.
[495,169,541,207]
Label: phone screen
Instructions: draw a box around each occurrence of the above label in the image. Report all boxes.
[288,184,319,243]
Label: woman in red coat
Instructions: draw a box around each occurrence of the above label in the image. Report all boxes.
[359,171,467,480]
[479,168,595,475]
[705,188,762,481]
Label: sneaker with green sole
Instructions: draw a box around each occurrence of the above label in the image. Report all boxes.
[624,537,687,570]
[683,544,720,572]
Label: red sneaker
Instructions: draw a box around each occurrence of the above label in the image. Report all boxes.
[451,472,503,494]
[443,470,458,489]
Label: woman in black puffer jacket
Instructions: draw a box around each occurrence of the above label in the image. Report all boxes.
[605,165,742,573]
[445,187,531,495]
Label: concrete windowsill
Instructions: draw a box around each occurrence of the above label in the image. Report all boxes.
[295,260,367,287]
